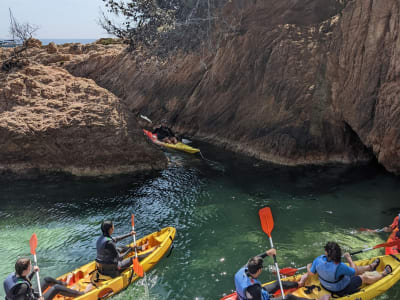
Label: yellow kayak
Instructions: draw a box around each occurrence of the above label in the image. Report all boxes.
[222,254,400,300]
[51,227,176,300]
[143,129,200,154]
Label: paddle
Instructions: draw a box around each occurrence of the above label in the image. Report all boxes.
[131,214,144,277]
[259,207,285,299]
[359,227,385,232]
[29,233,42,297]
[279,239,400,276]
[350,239,400,255]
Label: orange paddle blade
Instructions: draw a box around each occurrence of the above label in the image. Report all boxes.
[133,257,144,277]
[131,214,135,228]
[279,267,298,276]
[29,233,38,255]
[259,207,274,237]
[374,239,400,249]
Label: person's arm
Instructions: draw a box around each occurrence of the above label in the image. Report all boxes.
[28,267,38,281]
[113,231,135,243]
[255,248,277,259]
[308,260,318,276]
[167,127,175,137]
[343,253,356,270]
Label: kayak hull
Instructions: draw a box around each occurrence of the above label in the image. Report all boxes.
[221,254,400,300]
[52,227,176,300]
[143,129,200,154]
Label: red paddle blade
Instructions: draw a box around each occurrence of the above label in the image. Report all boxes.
[374,239,400,249]
[279,267,298,276]
[359,227,375,232]
[259,207,274,237]
[131,214,135,228]
[133,257,144,277]
[29,233,37,255]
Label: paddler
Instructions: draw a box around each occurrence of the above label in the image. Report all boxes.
[95,220,148,277]
[234,248,330,300]
[3,257,83,300]
[306,242,392,297]
[152,119,178,144]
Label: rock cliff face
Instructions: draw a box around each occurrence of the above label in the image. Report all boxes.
[66,0,400,175]
[0,62,167,177]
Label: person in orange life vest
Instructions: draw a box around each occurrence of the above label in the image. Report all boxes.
[383,213,400,238]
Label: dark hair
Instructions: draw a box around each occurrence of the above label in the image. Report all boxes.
[161,119,167,125]
[324,242,341,263]
[15,258,31,276]
[247,256,264,274]
[101,220,113,235]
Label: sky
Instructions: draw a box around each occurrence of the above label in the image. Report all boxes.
[0,0,113,39]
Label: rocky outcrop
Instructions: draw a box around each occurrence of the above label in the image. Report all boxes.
[64,0,400,174]
[0,63,167,177]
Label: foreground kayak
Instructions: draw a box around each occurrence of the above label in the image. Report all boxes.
[51,227,176,300]
[386,216,399,255]
[143,129,200,154]
[221,254,400,300]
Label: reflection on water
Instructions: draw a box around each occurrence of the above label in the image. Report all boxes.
[0,142,399,299]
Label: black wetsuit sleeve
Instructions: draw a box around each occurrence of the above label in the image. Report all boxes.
[166,128,175,137]
[256,252,268,259]
[113,232,131,243]
[152,127,160,134]
[28,270,36,281]
[246,284,263,300]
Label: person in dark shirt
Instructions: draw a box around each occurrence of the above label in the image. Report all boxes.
[234,249,330,300]
[152,119,178,144]
[95,220,148,277]
[3,257,83,300]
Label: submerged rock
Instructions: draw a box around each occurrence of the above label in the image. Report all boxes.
[0,64,167,177]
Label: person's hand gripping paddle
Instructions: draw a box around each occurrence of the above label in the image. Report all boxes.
[259,207,285,299]
[131,214,144,277]
[29,233,42,297]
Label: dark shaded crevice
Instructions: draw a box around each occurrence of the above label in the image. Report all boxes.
[343,121,375,160]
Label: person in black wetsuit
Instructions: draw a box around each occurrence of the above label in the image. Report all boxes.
[95,220,148,278]
[3,257,83,300]
[152,119,178,144]
[234,249,330,300]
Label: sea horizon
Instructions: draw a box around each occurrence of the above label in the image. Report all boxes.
[0,38,101,46]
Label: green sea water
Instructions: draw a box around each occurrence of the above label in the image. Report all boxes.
[0,142,399,299]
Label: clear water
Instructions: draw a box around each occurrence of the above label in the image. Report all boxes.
[0,142,399,300]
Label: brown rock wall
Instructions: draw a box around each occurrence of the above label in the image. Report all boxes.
[64,0,400,174]
[0,64,167,176]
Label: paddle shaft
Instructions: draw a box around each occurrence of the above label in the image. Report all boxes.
[132,224,138,259]
[32,254,42,296]
[268,236,285,299]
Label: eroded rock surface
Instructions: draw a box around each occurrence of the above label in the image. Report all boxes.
[65,0,400,174]
[0,63,167,176]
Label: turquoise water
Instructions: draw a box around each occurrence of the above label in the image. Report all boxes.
[0,142,399,299]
